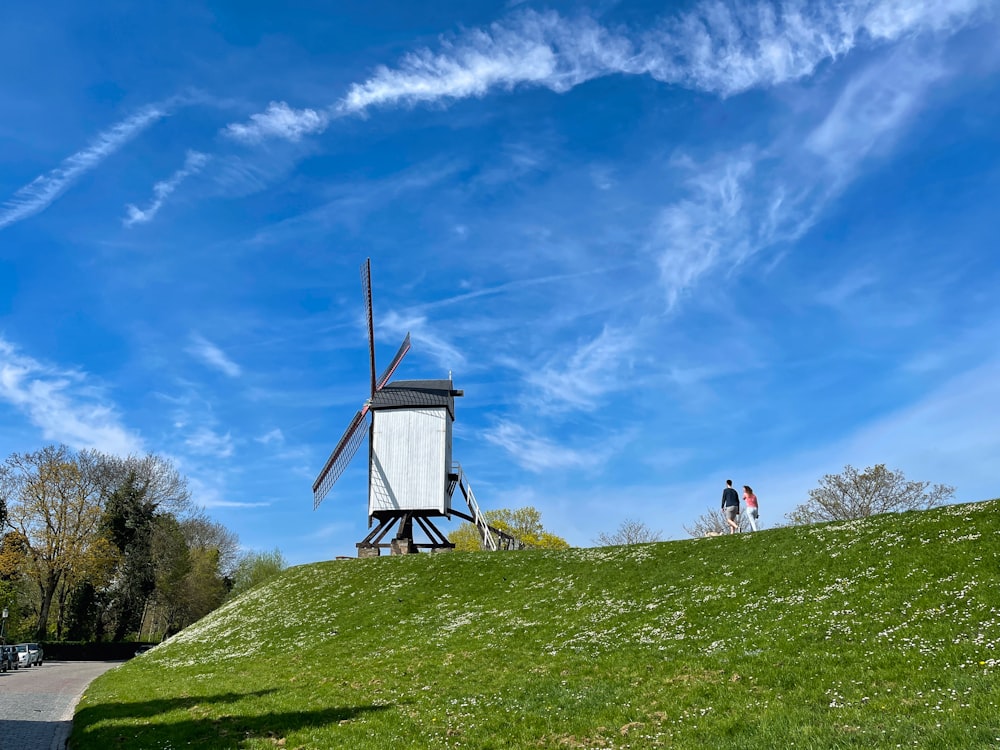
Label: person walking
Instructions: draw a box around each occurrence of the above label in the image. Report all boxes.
[721,479,741,534]
[743,485,759,532]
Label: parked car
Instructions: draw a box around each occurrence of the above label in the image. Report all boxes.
[0,645,17,672]
[13,643,41,668]
[24,642,43,666]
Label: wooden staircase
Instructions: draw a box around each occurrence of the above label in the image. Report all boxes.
[448,464,526,551]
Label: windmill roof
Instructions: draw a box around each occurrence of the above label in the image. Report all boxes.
[370,379,460,418]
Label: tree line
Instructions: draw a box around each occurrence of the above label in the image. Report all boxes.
[0,444,283,644]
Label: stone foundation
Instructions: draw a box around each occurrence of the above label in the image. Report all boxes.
[390,538,416,555]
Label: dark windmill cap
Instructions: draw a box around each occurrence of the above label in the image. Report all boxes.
[370,379,463,419]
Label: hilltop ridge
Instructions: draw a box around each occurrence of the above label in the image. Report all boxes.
[76,500,1000,749]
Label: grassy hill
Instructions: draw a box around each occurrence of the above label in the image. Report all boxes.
[73,500,1000,749]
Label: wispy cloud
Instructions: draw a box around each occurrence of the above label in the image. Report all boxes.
[525,326,636,411]
[123,150,209,227]
[337,1,990,115]
[224,101,329,143]
[410,266,629,313]
[381,310,467,372]
[650,37,959,307]
[654,155,759,309]
[806,46,948,183]
[244,158,464,243]
[187,475,267,509]
[483,419,609,472]
[0,337,144,455]
[216,1,989,142]
[184,426,235,458]
[256,428,285,444]
[0,104,168,230]
[188,334,242,377]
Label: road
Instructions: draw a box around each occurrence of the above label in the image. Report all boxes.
[0,661,122,750]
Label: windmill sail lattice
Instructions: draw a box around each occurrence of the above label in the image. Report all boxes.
[362,259,377,397]
[312,260,411,510]
[376,332,410,391]
[312,408,370,509]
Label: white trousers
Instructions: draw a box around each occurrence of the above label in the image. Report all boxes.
[746,508,759,532]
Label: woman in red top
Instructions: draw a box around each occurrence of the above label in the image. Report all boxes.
[743,485,759,532]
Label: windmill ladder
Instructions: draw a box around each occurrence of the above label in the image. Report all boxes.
[451,464,525,551]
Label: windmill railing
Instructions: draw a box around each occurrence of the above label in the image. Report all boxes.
[449,464,527,551]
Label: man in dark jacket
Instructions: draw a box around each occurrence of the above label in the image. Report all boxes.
[721,479,741,534]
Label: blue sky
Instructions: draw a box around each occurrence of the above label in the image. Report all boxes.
[2,0,998,564]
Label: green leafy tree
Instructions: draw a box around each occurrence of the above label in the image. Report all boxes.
[786,464,955,525]
[229,548,286,598]
[177,547,229,628]
[102,471,158,641]
[180,512,240,579]
[449,506,569,551]
[0,531,27,640]
[148,514,192,638]
[0,446,108,639]
[594,518,662,546]
[145,514,238,634]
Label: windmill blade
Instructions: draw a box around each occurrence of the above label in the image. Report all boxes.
[375,332,411,391]
[361,259,377,397]
[312,407,371,509]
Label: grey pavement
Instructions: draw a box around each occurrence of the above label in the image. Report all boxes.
[0,661,122,750]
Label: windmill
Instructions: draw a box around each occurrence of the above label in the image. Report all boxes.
[312,259,522,556]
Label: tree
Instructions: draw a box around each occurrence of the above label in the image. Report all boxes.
[180,512,240,578]
[176,547,228,628]
[594,518,662,546]
[448,506,569,551]
[684,506,744,537]
[95,453,192,516]
[0,446,108,639]
[101,471,158,641]
[147,514,192,638]
[0,531,27,632]
[786,464,955,525]
[228,548,286,599]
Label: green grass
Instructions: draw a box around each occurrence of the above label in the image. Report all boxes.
[73,500,1000,749]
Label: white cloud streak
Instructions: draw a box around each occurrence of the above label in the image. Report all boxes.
[184,426,235,458]
[806,47,948,182]
[381,311,467,372]
[483,420,608,472]
[123,150,209,227]
[652,38,957,307]
[0,104,168,230]
[224,101,329,143]
[256,428,285,445]
[654,155,758,309]
[338,0,990,114]
[526,326,636,410]
[188,334,242,377]
[0,337,144,455]
[224,1,990,141]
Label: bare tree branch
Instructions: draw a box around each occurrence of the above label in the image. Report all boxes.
[594,518,662,546]
[786,464,955,525]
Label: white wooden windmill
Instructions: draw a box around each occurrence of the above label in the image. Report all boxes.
[312,259,522,556]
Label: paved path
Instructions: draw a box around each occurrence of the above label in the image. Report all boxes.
[0,661,122,750]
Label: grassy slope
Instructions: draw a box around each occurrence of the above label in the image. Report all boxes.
[73,500,1000,749]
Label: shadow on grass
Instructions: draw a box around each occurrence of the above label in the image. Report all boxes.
[72,691,392,749]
